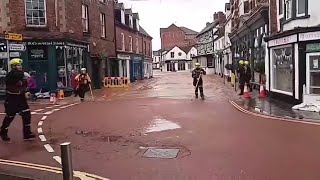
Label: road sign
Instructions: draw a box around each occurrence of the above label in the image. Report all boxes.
[9,43,26,51]
[5,33,23,41]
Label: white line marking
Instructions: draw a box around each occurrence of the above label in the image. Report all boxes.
[45,107,53,109]
[41,116,47,120]
[51,108,60,112]
[44,111,52,115]
[37,128,43,134]
[34,109,44,112]
[31,112,36,115]
[44,144,54,153]
[54,104,62,107]
[39,135,46,142]
[38,121,43,126]
[53,156,62,164]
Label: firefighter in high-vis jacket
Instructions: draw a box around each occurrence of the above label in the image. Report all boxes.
[192,63,207,99]
[0,58,36,141]
[237,60,252,95]
[75,68,91,102]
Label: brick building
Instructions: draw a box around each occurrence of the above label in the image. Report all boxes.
[160,24,198,51]
[0,0,116,91]
[264,0,320,105]
[114,2,152,82]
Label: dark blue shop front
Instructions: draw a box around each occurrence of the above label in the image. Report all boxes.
[130,55,144,82]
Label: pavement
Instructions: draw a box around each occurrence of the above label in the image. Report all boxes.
[1,71,320,179]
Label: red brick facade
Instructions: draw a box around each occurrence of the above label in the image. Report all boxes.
[269,0,278,35]
[0,0,116,57]
[160,24,198,50]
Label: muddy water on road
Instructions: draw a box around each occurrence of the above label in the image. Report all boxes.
[145,117,181,133]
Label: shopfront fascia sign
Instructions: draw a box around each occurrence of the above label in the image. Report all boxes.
[268,34,297,47]
[299,31,320,41]
[26,41,64,46]
[117,54,130,60]
[66,43,87,49]
[133,56,142,61]
[306,43,320,52]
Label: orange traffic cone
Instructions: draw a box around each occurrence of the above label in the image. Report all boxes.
[58,90,64,100]
[243,83,251,99]
[259,82,266,98]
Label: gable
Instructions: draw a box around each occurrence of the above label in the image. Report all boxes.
[166,24,184,32]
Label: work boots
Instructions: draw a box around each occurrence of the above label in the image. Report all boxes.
[195,94,198,99]
[23,126,36,140]
[0,129,10,141]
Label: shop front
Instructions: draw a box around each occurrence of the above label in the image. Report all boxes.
[117,53,143,82]
[25,40,89,92]
[143,57,153,79]
[132,55,143,81]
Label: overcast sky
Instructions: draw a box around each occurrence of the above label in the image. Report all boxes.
[120,0,226,51]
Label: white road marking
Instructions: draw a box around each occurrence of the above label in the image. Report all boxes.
[44,111,52,115]
[37,128,43,134]
[53,156,62,164]
[34,109,44,112]
[41,116,47,120]
[54,104,62,107]
[45,107,53,109]
[51,109,60,112]
[38,121,43,126]
[39,135,46,142]
[31,112,36,115]
[44,144,54,153]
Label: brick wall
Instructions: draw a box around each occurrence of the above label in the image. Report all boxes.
[115,24,142,54]
[269,0,278,35]
[160,27,186,50]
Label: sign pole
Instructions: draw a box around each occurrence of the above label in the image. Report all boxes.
[6,39,10,72]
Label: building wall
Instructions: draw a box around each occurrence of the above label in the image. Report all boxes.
[115,25,142,54]
[186,47,197,60]
[161,26,186,50]
[164,46,187,60]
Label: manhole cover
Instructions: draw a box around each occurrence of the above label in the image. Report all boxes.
[142,148,180,159]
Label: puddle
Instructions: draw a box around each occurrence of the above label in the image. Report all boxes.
[145,118,181,133]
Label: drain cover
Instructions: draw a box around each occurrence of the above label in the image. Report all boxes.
[142,148,180,159]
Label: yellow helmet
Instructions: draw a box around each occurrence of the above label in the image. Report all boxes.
[9,58,23,66]
[195,63,200,67]
[244,61,250,65]
[239,60,244,65]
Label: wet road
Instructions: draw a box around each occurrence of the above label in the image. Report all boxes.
[2,71,320,179]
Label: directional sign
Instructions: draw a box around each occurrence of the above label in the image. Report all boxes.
[9,43,26,51]
[5,33,23,41]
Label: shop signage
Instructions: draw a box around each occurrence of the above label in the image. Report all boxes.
[299,31,320,41]
[9,43,26,51]
[268,34,297,47]
[28,46,47,60]
[27,41,64,46]
[133,56,142,61]
[9,52,20,58]
[306,43,320,52]
[5,33,23,41]
[0,52,8,59]
[117,54,130,60]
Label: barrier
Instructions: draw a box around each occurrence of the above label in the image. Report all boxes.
[103,77,130,88]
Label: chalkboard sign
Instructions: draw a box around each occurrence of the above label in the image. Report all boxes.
[309,55,320,71]
[28,46,48,60]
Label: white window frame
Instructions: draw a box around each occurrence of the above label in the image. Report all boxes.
[121,33,125,51]
[296,0,306,17]
[285,0,292,20]
[129,36,133,52]
[136,37,139,53]
[82,4,89,32]
[100,12,106,37]
[25,0,47,27]
[270,44,294,96]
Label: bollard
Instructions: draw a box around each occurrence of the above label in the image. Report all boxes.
[60,142,73,180]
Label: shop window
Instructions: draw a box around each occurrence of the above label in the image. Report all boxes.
[308,55,320,94]
[100,13,106,37]
[271,46,293,94]
[25,0,47,26]
[178,62,186,71]
[82,4,89,32]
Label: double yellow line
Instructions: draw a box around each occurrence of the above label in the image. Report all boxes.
[0,159,110,180]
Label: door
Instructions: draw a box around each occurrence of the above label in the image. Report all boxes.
[306,53,320,94]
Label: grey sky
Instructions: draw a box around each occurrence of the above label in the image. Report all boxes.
[120,0,226,50]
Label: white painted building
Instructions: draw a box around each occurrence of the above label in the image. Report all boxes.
[223,3,232,79]
[162,46,197,72]
[153,50,161,69]
[265,0,320,105]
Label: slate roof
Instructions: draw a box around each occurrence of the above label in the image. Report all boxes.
[115,3,124,10]
[180,46,193,54]
[197,20,220,37]
[179,26,198,35]
[139,26,152,38]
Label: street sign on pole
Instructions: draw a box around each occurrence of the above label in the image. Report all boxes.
[5,33,23,41]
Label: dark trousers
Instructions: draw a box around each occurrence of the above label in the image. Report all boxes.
[193,78,204,97]
[78,84,88,99]
[1,94,32,136]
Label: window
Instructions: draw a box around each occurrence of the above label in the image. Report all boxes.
[244,1,250,14]
[178,52,182,56]
[82,4,89,32]
[100,13,106,37]
[129,36,132,52]
[178,62,186,71]
[170,52,174,58]
[279,0,283,15]
[297,0,306,16]
[121,33,125,51]
[25,0,47,26]
[285,0,292,20]
[148,43,151,56]
[136,38,139,53]
[271,46,293,94]
[144,41,147,55]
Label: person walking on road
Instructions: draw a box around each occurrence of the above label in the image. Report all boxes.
[0,58,36,141]
[192,63,206,99]
[237,60,252,95]
[75,68,91,102]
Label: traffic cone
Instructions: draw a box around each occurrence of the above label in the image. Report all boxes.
[243,83,251,99]
[58,90,64,100]
[259,82,266,98]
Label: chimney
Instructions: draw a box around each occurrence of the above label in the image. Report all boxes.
[217,11,226,24]
[213,12,218,21]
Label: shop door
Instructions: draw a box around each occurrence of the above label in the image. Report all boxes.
[306,53,320,94]
[92,59,101,89]
[29,61,48,91]
[133,61,141,80]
